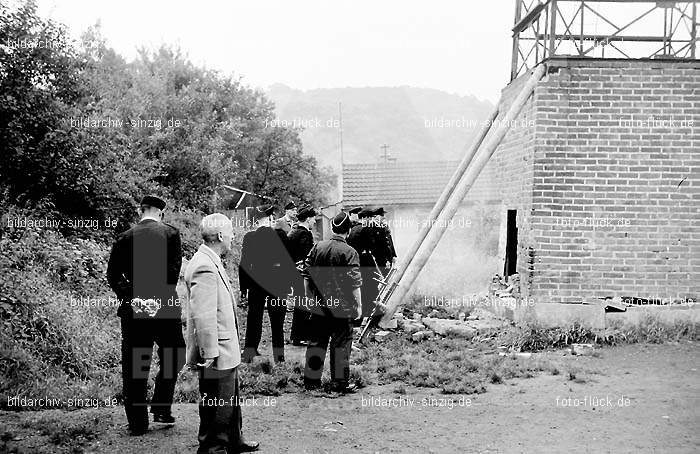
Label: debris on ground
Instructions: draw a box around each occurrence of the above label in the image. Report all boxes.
[368,300,512,343]
[382,319,398,329]
[421,318,476,339]
[490,273,521,299]
[411,330,434,342]
[571,343,595,355]
[399,317,426,334]
[374,331,392,342]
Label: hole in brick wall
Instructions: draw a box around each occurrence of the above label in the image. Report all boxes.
[504,209,518,277]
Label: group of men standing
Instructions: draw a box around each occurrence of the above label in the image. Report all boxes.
[347,206,397,321]
[237,202,397,359]
[238,201,319,363]
[106,195,396,454]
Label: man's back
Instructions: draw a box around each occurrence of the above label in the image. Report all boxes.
[238,226,293,297]
[288,225,314,263]
[304,236,362,318]
[107,219,182,317]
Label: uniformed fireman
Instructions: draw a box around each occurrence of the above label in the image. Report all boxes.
[373,207,397,274]
[239,204,295,363]
[301,212,362,393]
[346,208,381,323]
[348,206,363,227]
[107,195,185,435]
[287,205,317,345]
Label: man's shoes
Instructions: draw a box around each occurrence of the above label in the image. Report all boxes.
[128,426,149,436]
[234,440,260,452]
[241,347,261,363]
[291,340,309,346]
[153,413,175,425]
[304,381,322,391]
[331,383,357,394]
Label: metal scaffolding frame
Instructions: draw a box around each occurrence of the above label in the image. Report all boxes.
[511,0,699,80]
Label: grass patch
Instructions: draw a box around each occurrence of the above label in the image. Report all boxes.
[498,315,699,353]
[6,410,111,453]
[353,336,551,394]
[2,207,696,409]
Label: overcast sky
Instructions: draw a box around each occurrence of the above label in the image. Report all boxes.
[33,0,514,103]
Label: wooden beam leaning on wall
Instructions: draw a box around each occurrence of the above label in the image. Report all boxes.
[378,63,548,327]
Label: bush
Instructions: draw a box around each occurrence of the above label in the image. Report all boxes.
[0,204,259,410]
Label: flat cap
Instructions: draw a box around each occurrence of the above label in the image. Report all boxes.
[348,206,363,214]
[358,208,373,219]
[140,195,166,210]
[284,201,297,210]
[253,204,275,220]
[297,205,317,221]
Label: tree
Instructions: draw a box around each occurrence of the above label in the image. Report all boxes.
[0,1,335,234]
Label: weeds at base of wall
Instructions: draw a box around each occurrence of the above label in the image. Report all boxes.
[498,314,699,352]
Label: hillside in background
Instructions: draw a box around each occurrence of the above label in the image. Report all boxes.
[266,84,495,173]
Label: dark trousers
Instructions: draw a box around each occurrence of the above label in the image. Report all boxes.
[304,315,354,388]
[120,314,186,431]
[244,289,286,360]
[290,307,313,342]
[197,366,243,454]
[360,267,379,318]
[290,277,312,342]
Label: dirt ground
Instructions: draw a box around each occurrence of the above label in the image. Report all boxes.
[1,342,698,454]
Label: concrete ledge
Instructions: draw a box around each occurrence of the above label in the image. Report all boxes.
[514,302,606,329]
[484,300,700,330]
[606,305,700,328]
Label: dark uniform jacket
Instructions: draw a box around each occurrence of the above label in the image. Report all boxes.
[287,224,314,264]
[238,225,294,298]
[275,216,296,235]
[347,224,375,267]
[348,223,394,266]
[287,224,315,312]
[107,218,182,318]
[377,225,397,268]
[302,235,362,319]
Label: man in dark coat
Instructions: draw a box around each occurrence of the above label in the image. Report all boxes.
[107,195,185,435]
[347,208,381,323]
[301,212,362,393]
[372,207,397,274]
[348,206,362,228]
[287,205,317,345]
[239,205,294,363]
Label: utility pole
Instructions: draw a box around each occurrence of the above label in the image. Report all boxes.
[380,144,395,163]
[339,102,344,165]
[338,101,344,201]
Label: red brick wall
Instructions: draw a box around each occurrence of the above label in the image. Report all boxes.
[508,58,700,303]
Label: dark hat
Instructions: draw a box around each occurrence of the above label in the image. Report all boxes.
[331,212,352,234]
[297,205,317,221]
[140,195,166,210]
[284,201,297,210]
[348,206,363,215]
[253,204,275,220]
[374,207,386,216]
[358,209,373,219]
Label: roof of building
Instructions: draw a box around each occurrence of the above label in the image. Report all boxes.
[342,161,459,206]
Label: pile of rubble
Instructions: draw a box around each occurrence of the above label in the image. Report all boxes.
[373,306,511,343]
[490,273,520,297]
